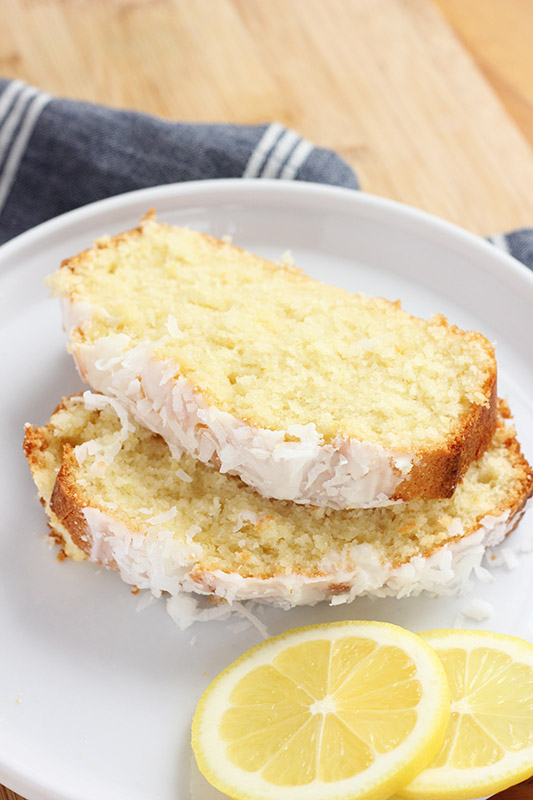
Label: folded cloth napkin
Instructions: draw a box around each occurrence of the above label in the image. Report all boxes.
[0,77,531,273]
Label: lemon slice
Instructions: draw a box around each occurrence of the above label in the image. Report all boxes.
[396,629,533,800]
[192,621,450,800]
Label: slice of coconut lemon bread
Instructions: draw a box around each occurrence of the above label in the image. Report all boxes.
[48,214,497,509]
[23,394,532,612]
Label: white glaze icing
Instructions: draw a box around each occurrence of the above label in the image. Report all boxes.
[47,388,531,628]
[62,297,414,509]
[78,499,531,622]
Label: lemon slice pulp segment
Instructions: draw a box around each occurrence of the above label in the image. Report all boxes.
[397,629,533,800]
[192,621,450,800]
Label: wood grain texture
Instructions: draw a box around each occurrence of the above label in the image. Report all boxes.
[1,2,533,799]
[493,776,533,799]
[0,790,21,800]
[436,0,533,148]
[1,0,533,235]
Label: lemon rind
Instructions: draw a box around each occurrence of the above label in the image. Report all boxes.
[192,621,451,800]
[397,628,533,800]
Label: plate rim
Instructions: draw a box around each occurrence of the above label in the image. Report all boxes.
[1,178,532,296]
[1,178,530,800]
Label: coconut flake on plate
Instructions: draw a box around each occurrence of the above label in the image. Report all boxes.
[457,597,494,622]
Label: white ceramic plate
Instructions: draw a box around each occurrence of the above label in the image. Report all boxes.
[1,180,532,800]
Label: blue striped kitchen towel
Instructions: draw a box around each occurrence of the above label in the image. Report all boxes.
[0,77,531,271]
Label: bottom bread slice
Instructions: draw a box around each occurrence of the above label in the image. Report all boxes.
[24,393,532,616]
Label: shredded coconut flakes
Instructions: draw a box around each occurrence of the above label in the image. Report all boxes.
[279,249,295,268]
[166,314,183,338]
[148,507,178,525]
[73,392,134,471]
[175,468,193,483]
[459,598,494,622]
[233,510,264,533]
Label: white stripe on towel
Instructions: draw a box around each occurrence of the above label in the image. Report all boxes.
[488,232,510,254]
[260,129,301,178]
[242,122,284,178]
[279,138,314,179]
[0,90,51,213]
[0,80,26,127]
[0,84,39,170]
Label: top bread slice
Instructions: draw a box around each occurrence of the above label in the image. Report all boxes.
[48,213,497,509]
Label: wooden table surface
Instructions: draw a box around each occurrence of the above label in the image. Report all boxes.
[1,1,533,799]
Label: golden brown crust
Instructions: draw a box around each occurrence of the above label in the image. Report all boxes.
[22,422,48,466]
[392,373,498,501]
[49,446,93,558]
[392,419,533,570]
[23,418,92,552]
[480,406,533,521]
[50,447,130,574]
